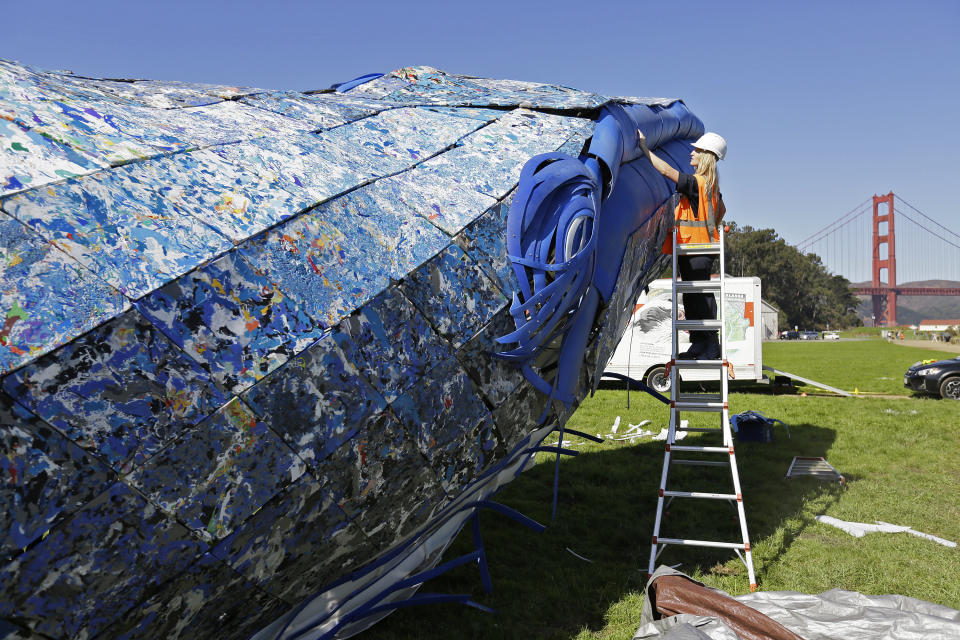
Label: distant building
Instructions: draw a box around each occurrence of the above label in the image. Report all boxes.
[918,319,960,332]
[761,299,779,341]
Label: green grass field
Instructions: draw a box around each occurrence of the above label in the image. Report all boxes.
[370,339,960,639]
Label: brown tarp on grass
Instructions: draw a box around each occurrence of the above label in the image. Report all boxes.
[636,566,960,639]
[640,567,801,640]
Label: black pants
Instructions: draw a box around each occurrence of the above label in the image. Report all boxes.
[678,255,717,344]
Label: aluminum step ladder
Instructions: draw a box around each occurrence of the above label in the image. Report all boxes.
[647,229,757,590]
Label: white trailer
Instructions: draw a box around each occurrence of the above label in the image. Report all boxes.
[604,276,764,392]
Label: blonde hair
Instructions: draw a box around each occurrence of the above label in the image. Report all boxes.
[694,150,719,195]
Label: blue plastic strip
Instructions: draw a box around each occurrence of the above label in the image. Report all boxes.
[600,371,670,405]
[471,513,493,594]
[331,73,384,92]
[559,427,604,443]
[551,422,566,520]
[307,551,487,640]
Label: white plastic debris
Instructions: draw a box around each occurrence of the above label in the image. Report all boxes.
[815,515,957,548]
[612,415,621,433]
[565,547,594,563]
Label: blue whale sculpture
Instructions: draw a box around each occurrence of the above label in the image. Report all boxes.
[0,61,703,639]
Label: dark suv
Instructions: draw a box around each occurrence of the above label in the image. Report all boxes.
[904,356,960,399]
[779,330,799,340]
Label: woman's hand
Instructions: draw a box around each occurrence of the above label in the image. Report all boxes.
[637,129,648,151]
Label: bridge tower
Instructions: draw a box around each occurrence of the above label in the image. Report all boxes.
[872,192,897,326]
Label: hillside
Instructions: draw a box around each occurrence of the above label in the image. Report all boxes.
[855,279,960,325]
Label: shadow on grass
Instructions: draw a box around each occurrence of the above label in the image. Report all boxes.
[367,421,841,640]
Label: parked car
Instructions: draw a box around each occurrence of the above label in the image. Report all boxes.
[904,356,960,399]
[779,330,799,340]
[823,331,840,340]
[799,330,819,340]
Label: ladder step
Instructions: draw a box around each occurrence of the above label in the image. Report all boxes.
[674,359,725,368]
[675,243,721,256]
[672,401,724,412]
[679,426,723,433]
[668,445,732,453]
[675,281,721,293]
[675,392,721,402]
[662,490,738,500]
[672,459,728,467]
[654,537,747,550]
[676,319,722,331]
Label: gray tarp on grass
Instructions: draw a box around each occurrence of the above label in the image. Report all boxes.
[636,567,960,640]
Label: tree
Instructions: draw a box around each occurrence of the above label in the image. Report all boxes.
[724,223,861,330]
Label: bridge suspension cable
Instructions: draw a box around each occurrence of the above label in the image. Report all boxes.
[795,198,872,253]
[895,195,960,244]
[893,208,960,252]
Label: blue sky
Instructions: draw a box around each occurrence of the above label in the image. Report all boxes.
[6,0,959,281]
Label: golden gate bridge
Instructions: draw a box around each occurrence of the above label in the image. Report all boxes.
[795,192,960,326]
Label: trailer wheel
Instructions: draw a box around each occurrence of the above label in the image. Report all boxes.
[646,366,671,394]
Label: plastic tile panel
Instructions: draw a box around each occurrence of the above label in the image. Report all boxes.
[313,408,449,550]
[513,84,610,110]
[237,213,364,332]
[211,474,372,604]
[0,481,208,639]
[398,243,509,350]
[0,619,42,640]
[1,164,233,298]
[97,552,290,640]
[331,286,453,404]
[318,106,481,177]
[462,109,572,158]
[86,77,263,109]
[208,134,373,218]
[240,91,381,130]
[370,106,484,154]
[241,332,387,468]
[237,180,438,330]
[9,98,172,165]
[2,310,229,474]
[414,143,528,201]
[460,77,545,92]
[422,105,506,122]
[0,118,104,196]
[135,251,325,395]
[380,84,490,108]
[151,100,314,149]
[132,79,265,103]
[453,306,525,410]
[454,194,519,298]
[0,61,59,104]
[81,79,225,109]
[123,148,306,246]
[0,391,113,562]
[0,213,129,376]
[126,398,307,541]
[374,166,498,236]
[555,116,596,157]
[389,356,499,495]
[311,90,396,114]
[490,383,556,451]
[315,179,451,280]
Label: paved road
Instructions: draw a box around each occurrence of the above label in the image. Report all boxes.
[891,339,960,354]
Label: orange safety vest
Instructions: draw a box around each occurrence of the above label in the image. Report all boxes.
[662,174,720,254]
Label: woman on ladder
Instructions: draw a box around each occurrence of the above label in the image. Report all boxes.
[637,130,727,360]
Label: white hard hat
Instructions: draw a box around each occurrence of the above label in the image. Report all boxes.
[693,132,727,160]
